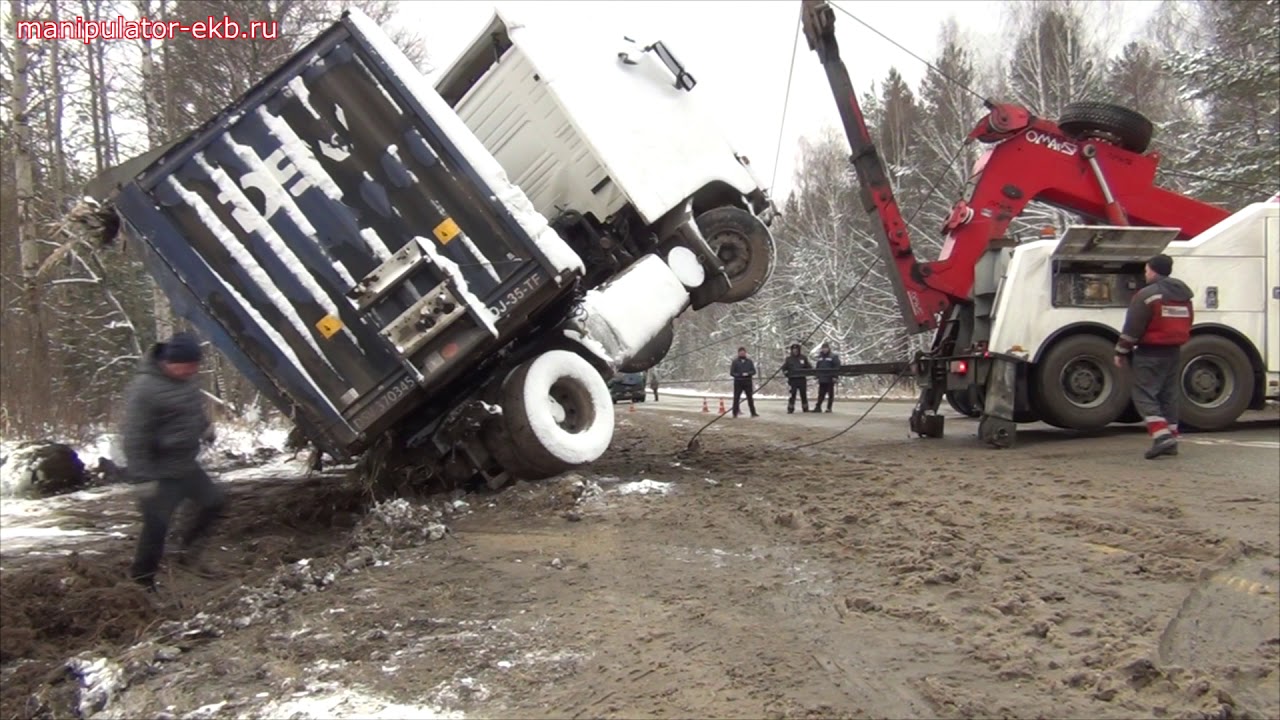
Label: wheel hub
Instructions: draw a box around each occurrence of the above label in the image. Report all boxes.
[1060,357,1108,408]
[1182,356,1231,408]
[709,230,750,277]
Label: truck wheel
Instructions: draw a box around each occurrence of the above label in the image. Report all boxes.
[619,322,674,373]
[1178,335,1254,431]
[497,350,615,477]
[1033,334,1131,430]
[696,207,775,304]
[1057,102,1154,154]
[945,390,982,419]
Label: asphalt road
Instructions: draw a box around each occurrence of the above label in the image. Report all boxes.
[637,392,1280,459]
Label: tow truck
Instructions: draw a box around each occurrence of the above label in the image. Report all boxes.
[797,0,1279,447]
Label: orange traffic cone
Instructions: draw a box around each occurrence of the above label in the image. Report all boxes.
[702,397,710,413]
[719,398,727,414]
[628,402,635,413]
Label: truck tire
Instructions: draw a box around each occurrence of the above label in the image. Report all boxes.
[696,207,775,304]
[619,322,674,373]
[1033,334,1131,430]
[493,350,615,479]
[1177,335,1254,431]
[945,390,982,419]
[1057,102,1154,154]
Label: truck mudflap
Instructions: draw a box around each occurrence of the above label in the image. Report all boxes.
[107,9,585,459]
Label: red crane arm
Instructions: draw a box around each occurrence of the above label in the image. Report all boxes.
[798,0,1231,335]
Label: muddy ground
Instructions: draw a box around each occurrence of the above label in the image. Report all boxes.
[1,405,1277,720]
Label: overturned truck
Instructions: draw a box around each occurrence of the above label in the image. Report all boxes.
[83,8,776,487]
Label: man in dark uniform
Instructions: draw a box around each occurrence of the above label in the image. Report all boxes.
[781,343,812,414]
[814,343,840,412]
[729,346,759,417]
[1114,254,1194,459]
[123,332,227,590]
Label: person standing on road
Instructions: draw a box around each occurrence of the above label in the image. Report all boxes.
[123,332,227,591]
[730,347,759,418]
[814,343,841,413]
[1114,254,1194,460]
[781,343,812,414]
[649,370,660,402]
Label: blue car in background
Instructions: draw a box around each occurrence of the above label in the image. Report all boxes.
[609,371,648,403]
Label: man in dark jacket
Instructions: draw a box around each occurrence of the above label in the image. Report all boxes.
[814,343,840,412]
[124,332,226,590]
[1114,254,1193,460]
[729,347,759,417]
[781,343,812,414]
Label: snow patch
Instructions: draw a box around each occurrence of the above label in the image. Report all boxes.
[252,687,464,719]
[66,655,127,718]
[520,351,614,465]
[615,479,673,496]
[344,8,584,278]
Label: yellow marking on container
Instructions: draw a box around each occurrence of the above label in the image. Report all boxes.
[315,314,344,339]
[434,217,460,244]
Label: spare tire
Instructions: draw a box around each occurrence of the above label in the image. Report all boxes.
[696,206,776,304]
[1057,102,1154,154]
[488,350,615,479]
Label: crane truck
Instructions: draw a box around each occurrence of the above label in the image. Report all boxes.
[799,0,1279,448]
[79,8,777,487]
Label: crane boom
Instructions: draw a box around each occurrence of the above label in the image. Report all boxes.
[798,0,1231,336]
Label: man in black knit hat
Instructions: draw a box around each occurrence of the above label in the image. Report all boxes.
[1114,254,1194,460]
[122,332,226,590]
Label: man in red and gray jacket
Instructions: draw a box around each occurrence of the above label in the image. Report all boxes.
[1114,253,1193,459]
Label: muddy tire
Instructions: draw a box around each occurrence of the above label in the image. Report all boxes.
[1057,102,1154,154]
[696,207,775,304]
[1033,334,1131,430]
[1177,335,1254,431]
[487,350,615,480]
[619,323,674,373]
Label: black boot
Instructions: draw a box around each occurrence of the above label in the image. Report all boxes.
[1144,436,1178,460]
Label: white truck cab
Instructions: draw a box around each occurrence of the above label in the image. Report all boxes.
[434,8,777,310]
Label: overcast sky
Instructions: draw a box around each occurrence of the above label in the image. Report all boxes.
[403,0,1161,203]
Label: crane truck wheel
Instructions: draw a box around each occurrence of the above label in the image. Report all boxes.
[1057,102,1154,154]
[945,390,983,419]
[696,207,776,304]
[618,322,675,373]
[1177,335,1254,431]
[1033,334,1132,430]
[489,350,615,480]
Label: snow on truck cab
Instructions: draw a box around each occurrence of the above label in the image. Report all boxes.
[78,8,776,488]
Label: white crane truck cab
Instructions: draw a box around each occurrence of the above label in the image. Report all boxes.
[952,197,1279,434]
[433,8,777,315]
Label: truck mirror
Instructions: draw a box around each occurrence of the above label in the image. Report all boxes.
[646,41,696,92]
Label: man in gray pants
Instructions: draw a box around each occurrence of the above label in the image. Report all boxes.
[1114,254,1194,459]
[123,333,226,590]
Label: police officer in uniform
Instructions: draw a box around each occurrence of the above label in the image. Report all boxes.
[1114,254,1193,459]
[730,347,759,418]
[781,343,812,414]
[814,343,840,412]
